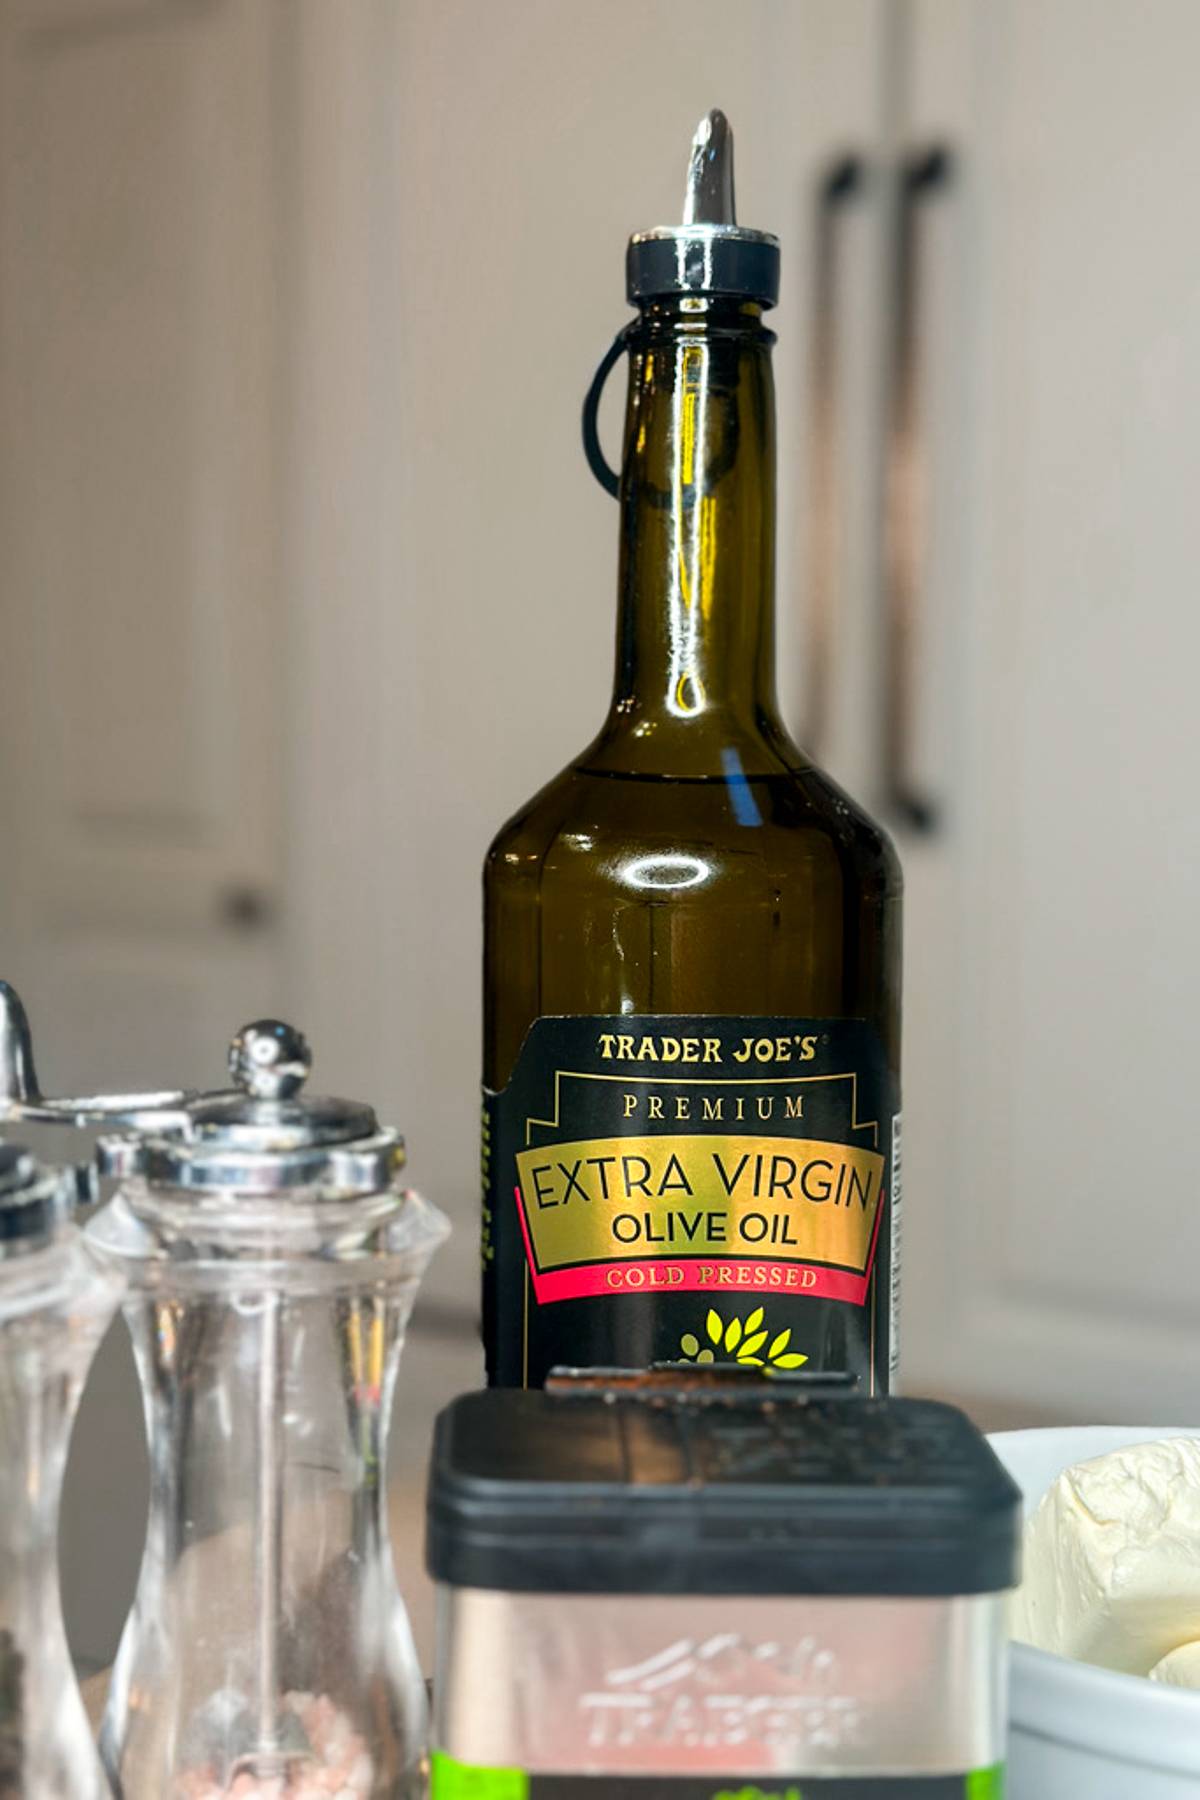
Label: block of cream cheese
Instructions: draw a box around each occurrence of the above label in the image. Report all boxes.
[1150,1639,1200,1687]
[1013,1436,1200,1674]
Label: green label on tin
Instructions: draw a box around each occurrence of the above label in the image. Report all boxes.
[431,1753,1005,1798]
[965,1772,1004,1800]
[431,1751,529,1800]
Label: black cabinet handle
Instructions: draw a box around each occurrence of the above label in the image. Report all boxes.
[220,885,275,931]
[805,154,866,756]
[884,146,955,833]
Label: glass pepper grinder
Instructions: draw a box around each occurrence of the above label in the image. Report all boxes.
[78,1017,450,1800]
[0,1129,121,1799]
[0,976,171,1800]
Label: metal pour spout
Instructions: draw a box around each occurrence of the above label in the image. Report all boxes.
[683,108,736,226]
[623,109,777,311]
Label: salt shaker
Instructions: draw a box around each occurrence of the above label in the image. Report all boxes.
[80,1018,449,1800]
[0,1137,120,1798]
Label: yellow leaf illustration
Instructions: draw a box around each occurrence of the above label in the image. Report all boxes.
[737,1354,765,1366]
[706,1309,723,1346]
[740,1330,768,1357]
[680,1333,699,1357]
[724,1317,743,1352]
[775,1352,808,1370]
[745,1306,764,1335]
[768,1328,792,1359]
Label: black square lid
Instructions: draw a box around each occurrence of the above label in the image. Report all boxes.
[426,1378,1021,1599]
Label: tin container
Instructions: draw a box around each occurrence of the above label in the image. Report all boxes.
[427,1377,1019,1798]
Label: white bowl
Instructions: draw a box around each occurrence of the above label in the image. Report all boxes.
[990,1424,1200,1799]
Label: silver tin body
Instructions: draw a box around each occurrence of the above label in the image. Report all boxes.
[434,1587,1007,1779]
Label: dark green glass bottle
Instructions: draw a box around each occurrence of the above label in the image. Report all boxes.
[483,112,901,1391]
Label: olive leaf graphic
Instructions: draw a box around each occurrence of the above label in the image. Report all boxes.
[678,1307,809,1371]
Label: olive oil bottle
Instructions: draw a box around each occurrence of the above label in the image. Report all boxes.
[483,112,901,1391]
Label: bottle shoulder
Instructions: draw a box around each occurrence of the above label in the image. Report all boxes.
[794,759,903,887]
[485,749,901,897]
[485,763,582,866]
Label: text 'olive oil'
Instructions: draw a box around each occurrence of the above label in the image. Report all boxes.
[483,112,901,1391]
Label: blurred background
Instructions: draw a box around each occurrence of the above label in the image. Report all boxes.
[1,0,1198,1673]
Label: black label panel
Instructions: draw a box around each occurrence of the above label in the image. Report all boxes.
[528,1781,996,1799]
[482,1015,898,1391]
[434,1755,1002,1799]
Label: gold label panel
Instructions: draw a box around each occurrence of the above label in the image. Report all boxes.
[516,1133,884,1276]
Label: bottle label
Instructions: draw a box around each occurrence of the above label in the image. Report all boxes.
[433,1754,1003,1799]
[483,1015,898,1390]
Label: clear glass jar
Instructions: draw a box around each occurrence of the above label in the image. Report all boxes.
[84,1023,449,1800]
[0,1148,121,1799]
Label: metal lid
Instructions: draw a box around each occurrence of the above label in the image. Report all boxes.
[626,110,779,309]
[101,1020,405,1197]
[0,1141,76,1258]
[0,981,408,1204]
[427,1386,1022,1598]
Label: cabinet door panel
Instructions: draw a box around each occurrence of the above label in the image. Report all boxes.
[0,0,284,1093]
[0,0,286,1673]
[903,0,1200,1416]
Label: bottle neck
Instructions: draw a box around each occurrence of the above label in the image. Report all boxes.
[592,297,786,774]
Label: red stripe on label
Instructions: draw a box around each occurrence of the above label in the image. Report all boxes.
[513,1184,874,1306]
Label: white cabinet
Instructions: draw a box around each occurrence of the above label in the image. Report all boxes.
[406,0,1200,1419]
[8,0,1200,1671]
[810,1,1200,1417]
[0,0,286,1091]
[0,0,291,1675]
[347,0,1200,1416]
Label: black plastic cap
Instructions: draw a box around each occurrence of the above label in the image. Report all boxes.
[626,230,780,309]
[426,1389,1022,1599]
